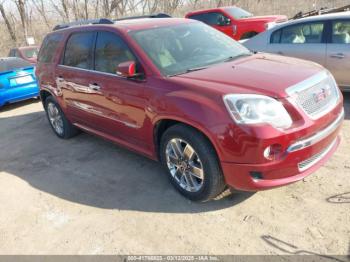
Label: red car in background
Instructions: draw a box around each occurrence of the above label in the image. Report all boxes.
[8,46,39,64]
[186,6,287,40]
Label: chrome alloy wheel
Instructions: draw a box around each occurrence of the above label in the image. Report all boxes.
[47,102,64,135]
[165,138,204,192]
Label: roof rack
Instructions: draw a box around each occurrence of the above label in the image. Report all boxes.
[292,4,350,19]
[53,18,114,31]
[114,13,171,21]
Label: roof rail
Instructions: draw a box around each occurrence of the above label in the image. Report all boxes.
[292,4,350,19]
[114,13,171,21]
[53,18,114,31]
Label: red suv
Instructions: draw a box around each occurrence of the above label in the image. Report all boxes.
[186,6,287,40]
[36,18,344,201]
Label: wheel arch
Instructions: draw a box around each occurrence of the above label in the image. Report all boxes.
[39,89,54,107]
[153,117,222,162]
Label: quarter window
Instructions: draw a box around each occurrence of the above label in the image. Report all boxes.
[94,31,136,74]
[38,34,63,63]
[271,29,282,43]
[63,32,95,69]
[271,22,324,44]
[331,20,350,44]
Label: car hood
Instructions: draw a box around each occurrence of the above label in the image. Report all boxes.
[240,15,287,23]
[170,54,324,99]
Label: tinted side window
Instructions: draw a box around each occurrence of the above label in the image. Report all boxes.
[38,34,63,63]
[63,32,95,69]
[332,20,350,44]
[189,12,227,26]
[279,22,324,44]
[188,14,207,23]
[95,31,136,74]
[271,29,282,43]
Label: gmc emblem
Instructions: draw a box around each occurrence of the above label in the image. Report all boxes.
[313,88,330,103]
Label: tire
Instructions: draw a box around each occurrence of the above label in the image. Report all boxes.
[160,124,226,202]
[44,96,80,139]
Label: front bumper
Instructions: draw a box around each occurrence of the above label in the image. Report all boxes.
[221,109,344,191]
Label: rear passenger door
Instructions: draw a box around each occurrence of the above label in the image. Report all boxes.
[326,20,350,89]
[267,21,326,66]
[56,31,98,127]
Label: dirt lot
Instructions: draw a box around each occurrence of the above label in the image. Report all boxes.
[0,94,349,256]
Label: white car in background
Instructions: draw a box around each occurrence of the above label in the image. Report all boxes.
[243,12,350,91]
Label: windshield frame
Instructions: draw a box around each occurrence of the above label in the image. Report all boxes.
[129,21,251,77]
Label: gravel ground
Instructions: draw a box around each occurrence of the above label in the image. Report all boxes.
[0,94,349,256]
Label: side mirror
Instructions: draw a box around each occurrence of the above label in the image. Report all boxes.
[116,61,138,78]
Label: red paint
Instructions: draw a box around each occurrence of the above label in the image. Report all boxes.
[36,18,344,192]
[12,46,39,64]
[185,6,287,40]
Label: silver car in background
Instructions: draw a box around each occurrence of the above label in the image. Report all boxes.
[243,12,350,91]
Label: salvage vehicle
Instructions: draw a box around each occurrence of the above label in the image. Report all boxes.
[185,6,287,40]
[0,57,39,107]
[36,18,344,201]
[243,12,350,91]
[8,46,39,64]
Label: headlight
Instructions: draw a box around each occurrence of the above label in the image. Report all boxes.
[223,94,293,129]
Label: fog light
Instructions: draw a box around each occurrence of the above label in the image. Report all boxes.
[264,144,283,160]
[250,171,263,180]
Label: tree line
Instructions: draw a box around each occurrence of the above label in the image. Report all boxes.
[0,0,238,47]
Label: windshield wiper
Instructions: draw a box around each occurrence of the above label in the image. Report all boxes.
[186,66,208,72]
[168,66,208,77]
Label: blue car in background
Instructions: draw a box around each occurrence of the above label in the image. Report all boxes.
[0,57,39,108]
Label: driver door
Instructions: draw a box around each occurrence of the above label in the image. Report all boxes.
[87,31,149,146]
[209,12,233,37]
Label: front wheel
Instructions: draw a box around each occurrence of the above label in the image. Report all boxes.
[160,124,226,202]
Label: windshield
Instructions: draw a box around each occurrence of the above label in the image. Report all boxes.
[22,47,39,58]
[225,7,253,19]
[130,22,250,76]
[0,58,32,73]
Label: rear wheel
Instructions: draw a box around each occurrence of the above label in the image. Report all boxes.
[44,96,80,139]
[160,124,226,201]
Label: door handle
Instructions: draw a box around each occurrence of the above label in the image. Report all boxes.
[330,53,345,59]
[89,83,101,91]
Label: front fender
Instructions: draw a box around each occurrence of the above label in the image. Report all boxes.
[151,89,231,161]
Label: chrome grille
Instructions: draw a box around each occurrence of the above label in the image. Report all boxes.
[287,71,339,119]
[298,139,336,171]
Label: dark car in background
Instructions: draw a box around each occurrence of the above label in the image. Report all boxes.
[0,57,39,107]
[8,46,39,64]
